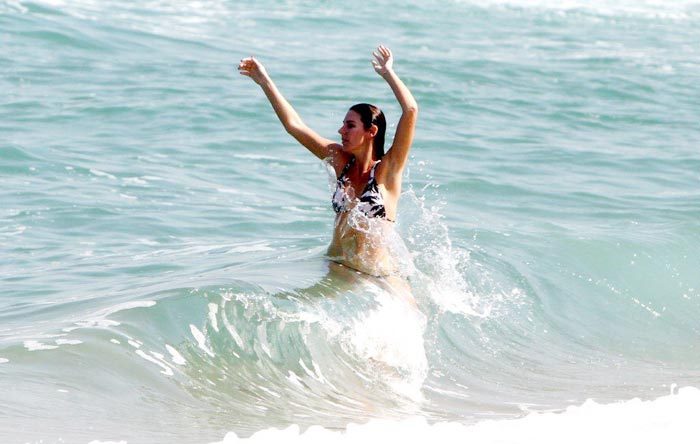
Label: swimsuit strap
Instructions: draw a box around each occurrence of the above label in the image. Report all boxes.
[369,159,380,181]
[340,157,381,182]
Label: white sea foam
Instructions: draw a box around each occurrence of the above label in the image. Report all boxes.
[233,153,307,163]
[65,301,157,333]
[66,319,121,331]
[212,386,700,443]
[0,224,27,238]
[22,341,58,351]
[135,349,174,376]
[122,176,148,186]
[89,168,117,180]
[208,303,220,332]
[220,305,245,351]
[190,324,215,357]
[401,190,517,319]
[343,287,428,401]
[62,301,156,335]
[459,0,700,19]
[227,244,275,253]
[55,339,82,346]
[166,344,187,365]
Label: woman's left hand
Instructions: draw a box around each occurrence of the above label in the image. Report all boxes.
[372,45,394,77]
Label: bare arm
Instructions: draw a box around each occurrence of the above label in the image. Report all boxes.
[372,46,418,183]
[238,57,339,161]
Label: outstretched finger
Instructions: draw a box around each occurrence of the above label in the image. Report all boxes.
[240,56,257,67]
[373,51,385,64]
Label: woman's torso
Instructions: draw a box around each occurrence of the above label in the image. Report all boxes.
[328,157,400,276]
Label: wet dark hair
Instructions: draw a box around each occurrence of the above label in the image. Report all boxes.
[350,103,386,159]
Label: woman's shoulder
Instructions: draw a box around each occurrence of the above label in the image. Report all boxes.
[327,146,351,176]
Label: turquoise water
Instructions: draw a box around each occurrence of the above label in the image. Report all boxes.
[2,0,700,442]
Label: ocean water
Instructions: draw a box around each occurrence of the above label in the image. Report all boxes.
[2,0,700,442]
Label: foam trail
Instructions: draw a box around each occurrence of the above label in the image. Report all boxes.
[213,386,700,443]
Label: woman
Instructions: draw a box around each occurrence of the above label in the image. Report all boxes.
[238,46,418,278]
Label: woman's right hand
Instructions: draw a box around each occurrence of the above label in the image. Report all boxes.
[372,45,394,78]
[238,56,269,85]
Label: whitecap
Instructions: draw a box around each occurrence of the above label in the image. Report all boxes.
[165,344,187,365]
[190,324,215,357]
[211,386,700,443]
[55,339,82,346]
[122,176,148,186]
[89,168,117,180]
[343,287,428,401]
[208,303,219,332]
[23,340,59,351]
[135,349,174,376]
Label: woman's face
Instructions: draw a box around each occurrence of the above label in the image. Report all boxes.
[338,110,374,153]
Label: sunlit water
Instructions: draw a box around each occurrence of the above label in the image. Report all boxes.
[2,0,700,442]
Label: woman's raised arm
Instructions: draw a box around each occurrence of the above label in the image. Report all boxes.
[238,56,339,161]
[372,46,418,180]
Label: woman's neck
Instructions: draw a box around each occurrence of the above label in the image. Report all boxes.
[352,147,376,175]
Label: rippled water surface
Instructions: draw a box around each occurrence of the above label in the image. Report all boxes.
[2,0,700,442]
